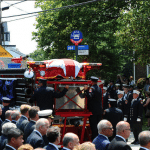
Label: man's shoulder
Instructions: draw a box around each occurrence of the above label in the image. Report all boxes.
[44,144,58,150]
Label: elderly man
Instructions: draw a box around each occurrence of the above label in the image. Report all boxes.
[62,132,80,150]
[24,106,40,142]
[0,122,17,150]
[26,118,49,149]
[11,110,21,124]
[139,131,150,150]
[108,121,131,150]
[44,126,61,150]
[130,90,143,144]
[92,119,113,150]
[1,110,13,126]
[4,128,24,150]
[16,104,31,132]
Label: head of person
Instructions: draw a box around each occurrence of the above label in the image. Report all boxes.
[115,84,120,90]
[2,122,17,135]
[7,128,24,149]
[138,131,150,149]
[2,97,11,106]
[130,76,133,81]
[29,106,40,121]
[38,78,47,87]
[117,91,124,99]
[97,119,113,137]
[35,118,49,136]
[108,99,116,108]
[63,132,80,150]
[129,85,133,92]
[5,110,13,121]
[18,144,33,150]
[20,104,31,119]
[90,76,98,85]
[145,92,150,98]
[0,106,2,116]
[116,121,131,140]
[46,126,61,145]
[103,87,107,94]
[133,90,140,99]
[38,109,54,125]
[109,80,114,86]
[124,86,129,94]
[11,110,21,121]
[73,142,96,150]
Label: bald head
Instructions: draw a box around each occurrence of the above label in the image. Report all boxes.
[139,131,150,147]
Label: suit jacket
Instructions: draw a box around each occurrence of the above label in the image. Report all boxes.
[24,120,36,142]
[0,118,3,135]
[1,119,11,127]
[44,143,59,150]
[16,115,29,132]
[0,134,8,150]
[26,130,45,149]
[108,136,131,150]
[3,144,16,150]
[92,134,110,150]
[11,120,17,124]
[139,147,147,150]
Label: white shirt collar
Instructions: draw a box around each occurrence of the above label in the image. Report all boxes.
[34,129,43,138]
[116,135,126,142]
[99,134,109,140]
[63,147,71,150]
[140,146,149,150]
[6,144,16,150]
[49,143,59,150]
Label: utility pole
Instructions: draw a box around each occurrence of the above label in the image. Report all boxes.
[0,0,2,46]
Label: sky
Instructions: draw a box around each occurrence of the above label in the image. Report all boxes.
[1,1,41,55]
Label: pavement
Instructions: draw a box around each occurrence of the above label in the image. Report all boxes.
[127,132,140,150]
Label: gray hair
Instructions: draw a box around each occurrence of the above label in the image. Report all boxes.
[11,110,20,120]
[5,110,12,119]
[35,118,49,130]
[97,119,110,133]
[63,133,78,147]
[2,122,17,135]
[116,121,129,134]
[138,131,150,146]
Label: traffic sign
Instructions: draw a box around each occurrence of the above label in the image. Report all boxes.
[67,45,75,50]
[78,45,89,50]
[78,50,89,55]
[70,30,83,46]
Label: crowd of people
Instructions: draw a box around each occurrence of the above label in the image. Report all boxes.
[0,75,150,150]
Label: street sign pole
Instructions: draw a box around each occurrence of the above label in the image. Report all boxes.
[75,46,78,61]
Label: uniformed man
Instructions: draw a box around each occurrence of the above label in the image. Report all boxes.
[29,78,69,111]
[84,76,102,140]
[104,99,123,140]
[107,80,116,99]
[103,87,109,111]
[130,90,143,145]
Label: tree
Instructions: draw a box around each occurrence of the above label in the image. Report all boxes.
[32,0,137,81]
[115,1,150,65]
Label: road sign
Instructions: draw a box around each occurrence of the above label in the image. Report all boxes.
[70,30,83,46]
[67,45,75,50]
[78,45,89,50]
[78,50,89,55]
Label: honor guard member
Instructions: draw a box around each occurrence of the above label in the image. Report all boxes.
[103,87,109,111]
[130,90,143,145]
[117,91,129,121]
[107,80,116,99]
[103,99,123,140]
[115,84,121,99]
[1,97,11,121]
[84,76,102,140]
[29,78,69,111]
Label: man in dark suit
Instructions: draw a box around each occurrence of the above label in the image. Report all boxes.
[138,131,150,150]
[92,120,113,150]
[24,106,40,142]
[29,78,69,111]
[62,132,80,150]
[11,110,21,124]
[107,80,116,99]
[16,104,31,132]
[130,90,143,145]
[103,87,109,111]
[1,110,13,127]
[0,122,17,150]
[44,126,61,150]
[4,128,23,150]
[26,118,49,149]
[103,99,123,140]
[84,76,102,140]
[108,121,131,150]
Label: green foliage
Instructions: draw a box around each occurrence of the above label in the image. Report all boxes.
[31,0,138,81]
[115,1,150,65]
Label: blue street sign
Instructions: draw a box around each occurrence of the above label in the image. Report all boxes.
[78,45,89,50]
[67,45,75,50]
[70,30,83,41]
